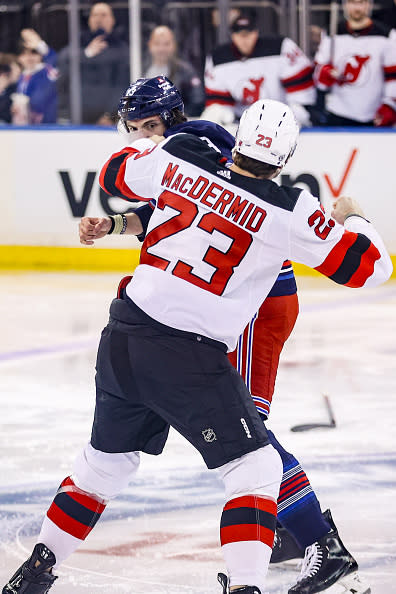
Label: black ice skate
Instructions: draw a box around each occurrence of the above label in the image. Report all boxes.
[2,543,57,594]
[270,521,305,564]
[217,572,261,593]
[288,510,371,594]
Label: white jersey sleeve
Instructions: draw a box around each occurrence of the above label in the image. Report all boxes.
[314,35,331,67]
[289,190,392,287]
[204,54,235,108]
[280,37,316,106]
[99,138,160,202]
[314,35,332,91]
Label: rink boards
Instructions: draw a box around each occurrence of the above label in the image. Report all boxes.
[0,127,395,275]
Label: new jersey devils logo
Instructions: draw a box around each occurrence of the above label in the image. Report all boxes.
[242,77,265,104]
[339,55,370,86]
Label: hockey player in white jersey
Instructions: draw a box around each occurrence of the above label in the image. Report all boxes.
[3,99,391,594]
[82,77,372,594]
[202,10,316,127]
[314,0,396,126]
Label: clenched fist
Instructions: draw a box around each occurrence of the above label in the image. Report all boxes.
[331,196,366,226]
[79,217,112,245]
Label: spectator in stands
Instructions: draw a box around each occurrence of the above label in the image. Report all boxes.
[202,9,316,127]
[19,28,57,67]
[57,2,130,125]
[0,63,13,123]
[314,0,396,126]
[1,53,22,86]
[11,41,57,124]
[143,25,205,117]
[309,25,324,59]
[0,53,20,124]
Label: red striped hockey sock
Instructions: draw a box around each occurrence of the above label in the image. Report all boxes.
[220,495,277,589]
[46,476,106,540]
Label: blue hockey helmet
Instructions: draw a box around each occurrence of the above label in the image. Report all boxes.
[118,76,184,130]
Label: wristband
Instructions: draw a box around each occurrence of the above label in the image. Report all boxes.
[107,216,115,234]
[107,214,128,234]
[344,213,370,224]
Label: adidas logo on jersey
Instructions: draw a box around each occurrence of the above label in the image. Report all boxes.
[216,169,231,180]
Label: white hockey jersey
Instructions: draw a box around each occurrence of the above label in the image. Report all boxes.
[99,134,392,350]
[204,36,315,119]
[315,21,396,121]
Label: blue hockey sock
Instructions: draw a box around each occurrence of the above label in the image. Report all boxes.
[266,428,331,548]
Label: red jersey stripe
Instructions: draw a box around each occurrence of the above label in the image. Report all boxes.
[286,80,315,93]
[116,154,147,201]
[345,241,381,287]
[282,66,314,85]
[315,231,358,277]
[205,88,234,99]
[99,148,134,193]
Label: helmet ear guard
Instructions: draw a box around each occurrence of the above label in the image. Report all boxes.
[234,99,300,168]
[118,76,184,130]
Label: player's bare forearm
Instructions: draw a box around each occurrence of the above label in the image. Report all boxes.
[79,213,143,245]
[122,213,144,235]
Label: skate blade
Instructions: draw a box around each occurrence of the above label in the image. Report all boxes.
[326,571,371,594]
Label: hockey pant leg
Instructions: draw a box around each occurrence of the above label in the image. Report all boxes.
[228,295,330,547]
[217,445,283,592]
[228,294,299,418]
[39,442,140,567]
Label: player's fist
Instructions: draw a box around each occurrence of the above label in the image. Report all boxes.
[373,104,396,127]
[316,63,338,87]
[331,196,366,225]
[79,216,112,245]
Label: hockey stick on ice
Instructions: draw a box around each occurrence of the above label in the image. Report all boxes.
[290,394,336,432]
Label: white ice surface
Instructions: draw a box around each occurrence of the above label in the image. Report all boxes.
[0,273,395,593]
